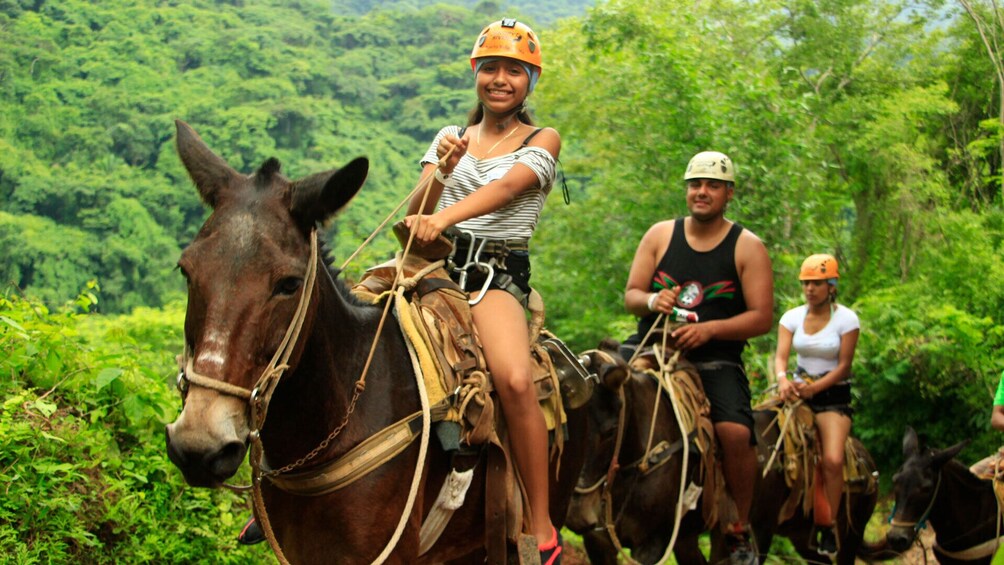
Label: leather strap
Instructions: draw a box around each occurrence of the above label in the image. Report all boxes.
[486,440,509,564]
[416,277,463,297]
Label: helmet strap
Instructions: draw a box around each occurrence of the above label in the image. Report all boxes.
[481,98,527,123]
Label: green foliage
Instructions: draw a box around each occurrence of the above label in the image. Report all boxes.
[0,288,270,562]
[530,0,1004,481]
[4,0,1004,555]
[0,0,594,309]
[854,282,1004,482]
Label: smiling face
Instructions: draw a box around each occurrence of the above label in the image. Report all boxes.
[685,178,733,222]
[475,57,530,114]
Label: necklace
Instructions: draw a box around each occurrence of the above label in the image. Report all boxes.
[477,122,521,157]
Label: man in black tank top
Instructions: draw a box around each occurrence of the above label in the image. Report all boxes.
[622,151,774,565]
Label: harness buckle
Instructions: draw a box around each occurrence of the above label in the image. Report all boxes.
[176,370,189,395]
[445,229,497,305]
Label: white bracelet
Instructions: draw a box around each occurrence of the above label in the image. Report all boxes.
[776,371,787,379]
[646,292,659,312]
[434,168,450,184]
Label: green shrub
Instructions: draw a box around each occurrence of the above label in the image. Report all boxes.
[0,287,271,563]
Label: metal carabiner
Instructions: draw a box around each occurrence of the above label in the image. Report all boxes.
[467,261,495,306]
[447,230,497,306]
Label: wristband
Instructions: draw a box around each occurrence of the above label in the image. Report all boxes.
[647,292,659,312]
[434,168,450,184]
[776,371,787,379]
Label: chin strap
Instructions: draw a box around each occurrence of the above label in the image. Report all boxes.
[482,98,527,121]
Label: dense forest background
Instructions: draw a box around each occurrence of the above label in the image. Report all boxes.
[2,0,1003,561]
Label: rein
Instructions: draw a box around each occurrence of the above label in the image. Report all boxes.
[650,329,692,565]
[625,315,694,564]
[932,509,1002,561]
[599,385,641,565]
[569,347,637,564]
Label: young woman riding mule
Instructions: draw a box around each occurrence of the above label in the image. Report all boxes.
[403,18,564,565]
[164,111,587,562]
[774,253,861,558]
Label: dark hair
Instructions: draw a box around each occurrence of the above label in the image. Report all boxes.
[466,102,536,127]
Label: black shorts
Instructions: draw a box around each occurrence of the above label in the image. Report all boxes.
[805,382,853,419]
[449,249,531,307]
[691,362,756,445]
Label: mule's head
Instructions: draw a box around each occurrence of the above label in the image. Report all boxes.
[165,120,369,487]
[566,339,630,533]
[887,426,968,552]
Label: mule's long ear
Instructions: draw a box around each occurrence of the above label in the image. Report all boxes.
[599,362,629,390]
[903,426,919,458]
[175,120,238,208]
[290,157,369,228]
[931,439,971,468]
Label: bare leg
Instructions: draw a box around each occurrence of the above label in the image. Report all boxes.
[815,411,851,524]
[472,289,552,543]
[715,421,756,523]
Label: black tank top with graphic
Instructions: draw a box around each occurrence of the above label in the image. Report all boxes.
[625,218,748,363]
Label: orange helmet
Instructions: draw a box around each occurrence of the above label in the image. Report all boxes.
[470,19,543,74]
[799,254,839,281]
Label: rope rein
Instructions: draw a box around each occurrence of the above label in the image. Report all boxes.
[339,146,456,272]
[650,324,691,565]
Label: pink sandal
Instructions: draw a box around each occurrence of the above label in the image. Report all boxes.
[538,527,563,565]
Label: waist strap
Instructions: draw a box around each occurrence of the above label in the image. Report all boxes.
[691,360,743,372]
[447,230,529,275]
[452,236,529,256]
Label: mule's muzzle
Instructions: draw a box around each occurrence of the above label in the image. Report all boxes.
[886,525,917,553]
[565,488,602,534]
[165,425,247,487]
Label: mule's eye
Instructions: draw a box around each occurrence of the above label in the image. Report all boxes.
[275,277,302,296]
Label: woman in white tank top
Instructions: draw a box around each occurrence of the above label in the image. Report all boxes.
[773,253,860,558]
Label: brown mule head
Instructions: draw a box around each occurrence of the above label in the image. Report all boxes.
[165,120,368,487]
[887,426,968,552]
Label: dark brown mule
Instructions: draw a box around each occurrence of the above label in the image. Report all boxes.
[885,427,998,564]
[567,342,881,565]
[566,344,708,564]
[763,415,882,565]
[164,120,588,563]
